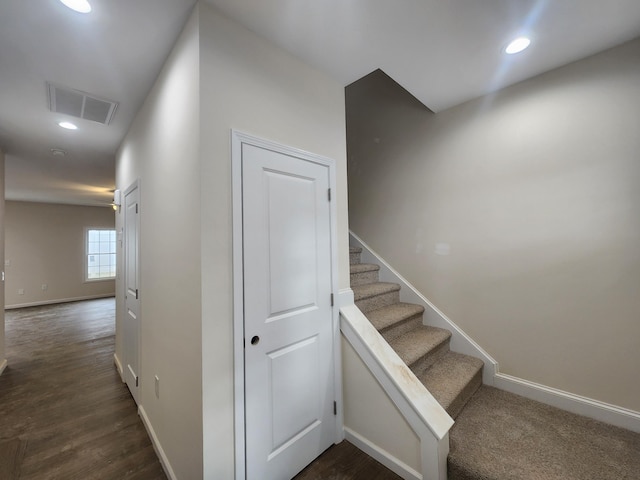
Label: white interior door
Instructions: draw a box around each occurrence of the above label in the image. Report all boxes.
[123,184,140,404]
[242,143,336,480]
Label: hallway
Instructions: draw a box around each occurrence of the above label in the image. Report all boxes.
[0,298,401,480]
[0,298,166,479]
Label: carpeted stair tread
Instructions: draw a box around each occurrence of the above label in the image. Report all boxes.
[350,263,380,274]
[448,386,640,480]
[352,282,400,301]
[349,246,362,254]
[388,325,451,368]
[365,302,425,332]
[417,351,483,419]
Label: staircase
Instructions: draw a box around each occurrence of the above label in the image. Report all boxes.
[349,246,483,420]
[349,245,640,480]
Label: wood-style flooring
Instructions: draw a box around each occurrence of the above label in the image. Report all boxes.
[295,441,402,480]
[1,298,167,480]
[1,298,401,480]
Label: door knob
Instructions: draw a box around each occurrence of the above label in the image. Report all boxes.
[251,336,260,345]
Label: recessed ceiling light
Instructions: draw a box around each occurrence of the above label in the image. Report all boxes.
[505,37,531,54]
[58,121,78,130]
[59,0,92,14]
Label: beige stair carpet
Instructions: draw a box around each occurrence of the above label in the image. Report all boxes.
[448,386,640,480]
[349,245,483,419]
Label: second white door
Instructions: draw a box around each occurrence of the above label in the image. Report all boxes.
[124,184,140,404]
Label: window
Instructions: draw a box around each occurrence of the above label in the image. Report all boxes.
[86,228,116,281]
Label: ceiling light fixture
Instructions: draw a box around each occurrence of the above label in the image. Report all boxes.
[59,0,92,14]
[58,121,78,130]
[505,37,531,54]
[112,190,121,211]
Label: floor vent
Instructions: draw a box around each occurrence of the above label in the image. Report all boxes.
[47,82,118,125]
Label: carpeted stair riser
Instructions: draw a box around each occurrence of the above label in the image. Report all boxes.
[365,303,426,342]
[409,333,452,378]
[349,247,363,265]
[418,352,484,419]
[389,326,453,378]
[354,289,400,313]
[379,312,423,343]
[350,263,381,286]
[353,280,400,307]
[445,369,483,420]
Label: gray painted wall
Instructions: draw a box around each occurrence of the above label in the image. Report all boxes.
[346,38,640,412]
[5,201,115,308]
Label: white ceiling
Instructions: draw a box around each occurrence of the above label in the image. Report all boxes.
[2,0,640,206]
[0,0,197,207]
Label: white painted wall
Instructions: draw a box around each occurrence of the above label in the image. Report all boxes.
[115,7,202,480]
[4,201,115,308]
[0,149,5,372]
[116,2,350,478]
[197,4,348,477]
[342,337,421,473]
[346,38,640,412]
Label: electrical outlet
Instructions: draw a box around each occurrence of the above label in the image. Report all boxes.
[42,284,48,291]
[18,288,24,295]
[154,375,160,399]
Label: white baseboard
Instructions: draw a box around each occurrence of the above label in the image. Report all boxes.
[495,373,640,434]
[0,359,7,376]
[344,427,422,480]
[5,293,115,310]
[139,406,178,480]
[113,353,124,381]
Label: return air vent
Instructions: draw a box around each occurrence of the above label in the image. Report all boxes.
[47,82,118,125]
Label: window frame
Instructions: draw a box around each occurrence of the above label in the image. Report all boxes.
[84,227,117,282]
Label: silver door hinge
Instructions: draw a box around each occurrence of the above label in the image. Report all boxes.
[135,376,139,387]
[330,293,334,306]
[333,401,337,415]
[328,188,331,201]
[135,289,139,299]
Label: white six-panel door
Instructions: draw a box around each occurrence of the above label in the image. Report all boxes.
[241,142,336,480]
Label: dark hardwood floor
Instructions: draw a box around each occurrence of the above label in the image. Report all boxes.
[0,298,166,480]
[295,441,402,480]
[1,298,401,480]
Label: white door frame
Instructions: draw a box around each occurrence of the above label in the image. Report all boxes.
[123,179,142,403]
[231,130,343,479]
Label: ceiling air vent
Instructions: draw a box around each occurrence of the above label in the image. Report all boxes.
[47,82,118,125]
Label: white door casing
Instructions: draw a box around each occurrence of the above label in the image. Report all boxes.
[123,182,141,404]
[232,131,341,480]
